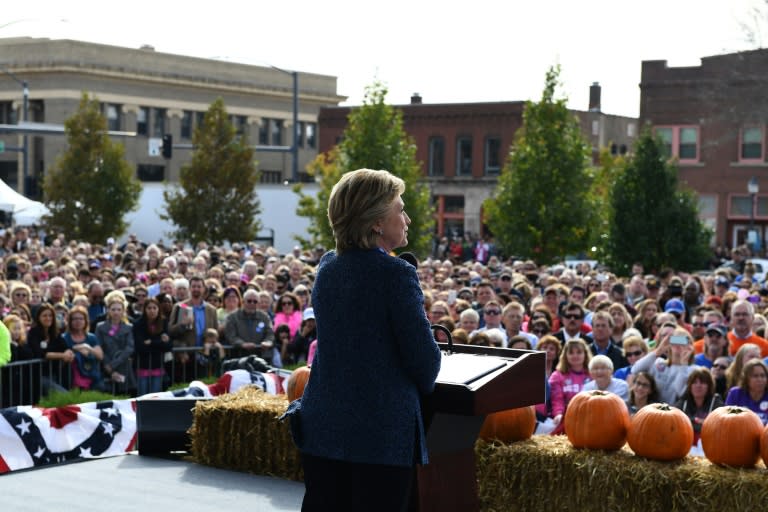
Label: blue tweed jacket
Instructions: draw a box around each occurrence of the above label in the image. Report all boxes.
[284,248,441,467]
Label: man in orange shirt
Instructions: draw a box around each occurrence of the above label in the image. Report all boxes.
[727,300,768,357]
[692,309,726,354]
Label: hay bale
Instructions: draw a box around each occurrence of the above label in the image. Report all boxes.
[476,435,768,512]
[189,386,302,481]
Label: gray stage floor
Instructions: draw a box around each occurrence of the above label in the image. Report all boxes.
[1,452,305,511]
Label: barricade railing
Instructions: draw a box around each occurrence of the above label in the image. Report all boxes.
[0,344,288,408]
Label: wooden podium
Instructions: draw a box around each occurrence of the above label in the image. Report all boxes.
[413,341,546,512]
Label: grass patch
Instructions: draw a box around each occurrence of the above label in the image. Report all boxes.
[38,389,130,408]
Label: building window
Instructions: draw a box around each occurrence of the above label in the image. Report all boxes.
[0,101,15,124]
[297,121,305,147]
[137,164,165,182]
[103,103,121,132]
[258,119,269,145]
[137,107,149,136]
[306,122,316,149]
[195,111,206,130]
[428,137,445,177]
[484,137,502,175]
[729,196,753,217]
[181,110,193,139]
[230,115,247,136]
[152,108,166,138]
[259,170,283,184]
[443,195,465,214]
[654,125,699,162]
[271,119,284,146]
[741,126,763,161]
[456,137,472,176]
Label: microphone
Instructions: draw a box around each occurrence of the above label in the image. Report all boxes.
[398,252,418,268]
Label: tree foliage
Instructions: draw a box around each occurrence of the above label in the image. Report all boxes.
[605,127,711,274]
[587,148,626,255]
[162,98,261,245]
[43,92,141,243]
[484,66,594,264]
[295,82,433,256]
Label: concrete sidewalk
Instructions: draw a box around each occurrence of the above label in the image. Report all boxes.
[1,452,304,512]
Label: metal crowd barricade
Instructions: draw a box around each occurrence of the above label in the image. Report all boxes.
[0,344,292,408]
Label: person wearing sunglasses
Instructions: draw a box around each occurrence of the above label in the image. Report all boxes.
[470,299,507,345]
[694,324,729,369]
[613,331,648,383]
[553,302,593,347]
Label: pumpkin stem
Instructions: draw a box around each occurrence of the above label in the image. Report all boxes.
[726,406,747,414]
[656,403,671,411]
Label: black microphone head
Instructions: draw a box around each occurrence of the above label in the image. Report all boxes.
[398,252,418,268]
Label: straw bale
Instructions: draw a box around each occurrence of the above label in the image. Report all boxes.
[476,435,768,512]
[189,386,302,481]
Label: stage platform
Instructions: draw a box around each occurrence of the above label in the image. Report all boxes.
[2,452,305,511]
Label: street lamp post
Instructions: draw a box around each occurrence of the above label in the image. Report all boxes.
[748,176,759,253]
[269,66,299,183]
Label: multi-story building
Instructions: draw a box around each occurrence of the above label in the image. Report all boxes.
[0,37,344,197]
[640,49,768,250]
[319,84,637,239]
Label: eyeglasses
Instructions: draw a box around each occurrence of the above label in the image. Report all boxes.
[625,350,643,358]
[432,310,448,316]
[295,290,308,295]
[245,299,259,304]
[281,301,294,306]
[707,332,722,338]
[500,276,512,281]
[484,310,501,316]
[634,381,651,389]
[692,322,708,328]
[563,314,583,320]
[532,329,547,335]
[714,364,729,370]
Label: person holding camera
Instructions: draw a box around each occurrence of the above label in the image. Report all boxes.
[631,325,700,405]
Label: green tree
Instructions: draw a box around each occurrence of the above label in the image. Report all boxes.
[162,98,261,245]
[484,66,594,264]
[605,127,711,274]
[587,147,626,259]
[44,92,141,243]
[295,82,433,256]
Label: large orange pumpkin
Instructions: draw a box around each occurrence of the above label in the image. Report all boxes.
[701,406,763,467]
[478,406,536,443]
[564,390,630,450]
[627,403,693,461]
[286,366,311,402]
[761,424,768,466]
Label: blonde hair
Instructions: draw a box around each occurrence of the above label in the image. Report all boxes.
[327,169,405,254]
[3,314,26,344]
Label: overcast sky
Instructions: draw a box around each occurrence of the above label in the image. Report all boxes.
[2,0,764,117]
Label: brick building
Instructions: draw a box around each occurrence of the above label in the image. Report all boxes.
[0,37,343,197]
[319,84,637,239]
[640,49,768,250]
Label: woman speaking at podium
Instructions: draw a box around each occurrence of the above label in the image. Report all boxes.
[283,168,441,511]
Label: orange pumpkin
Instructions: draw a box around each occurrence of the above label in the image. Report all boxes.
[286,366,311,402]
[478,406,536,443]
[564,390,630,450]
[701,406,763,467]
[761,424,768,466]
[627,403,693,461]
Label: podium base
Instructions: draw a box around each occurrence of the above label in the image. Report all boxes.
[414,449,479,512]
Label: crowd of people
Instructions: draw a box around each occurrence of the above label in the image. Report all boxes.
[0,228,321,405]
[1,224,768,450]
[422,243,768,445]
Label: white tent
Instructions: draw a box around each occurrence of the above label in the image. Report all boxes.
[0,179,49,226]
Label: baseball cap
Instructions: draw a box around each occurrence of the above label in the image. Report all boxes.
[302,307,315,321]
[646,277,660,289]
[706,323,727,337]
[715,276,730,287]
[664,298,685,314]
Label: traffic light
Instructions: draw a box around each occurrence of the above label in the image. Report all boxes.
[161,134,173,159]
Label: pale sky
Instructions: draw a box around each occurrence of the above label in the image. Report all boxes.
[2,0,764,118]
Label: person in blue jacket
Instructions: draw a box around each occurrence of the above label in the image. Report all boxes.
[283,168,442,511]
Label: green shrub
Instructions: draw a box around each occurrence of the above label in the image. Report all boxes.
[38,389,130,408]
